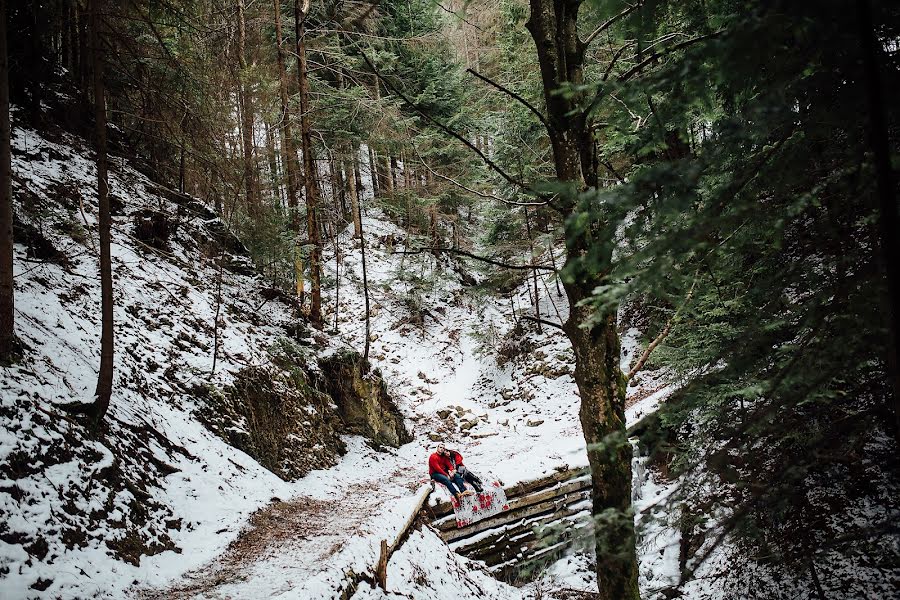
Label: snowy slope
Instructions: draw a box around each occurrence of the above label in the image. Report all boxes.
[0,118,681,600]
[0,120,344,598]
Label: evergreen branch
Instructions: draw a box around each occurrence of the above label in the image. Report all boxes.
[393,247,555,271]
[466,68,551,133]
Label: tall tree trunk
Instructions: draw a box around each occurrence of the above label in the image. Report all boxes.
[526,2,638,598]
[91,0,113,422]
[0,0,14,359]
[272,0,304,306]
[346,150,362,238]
[358,187,371,363]
[389,155,399,190]
[524,206,541,332]
[368,144,380,196]
[294,0,321,325]
[236,0,258,215]
[263,116,282,206]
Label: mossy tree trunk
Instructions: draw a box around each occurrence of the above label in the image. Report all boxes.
[526,0,638,597]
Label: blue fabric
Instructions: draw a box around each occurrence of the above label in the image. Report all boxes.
[431,472,466,496]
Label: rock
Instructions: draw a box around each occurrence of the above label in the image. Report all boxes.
[428,433,443,442]
[498,419,509,427]
[471,432,499,439]
[196,366,345,481]
[526,419,544,427]
[455,406,466,416]
[437,409,453,419]
[318,349,412,448]
[461,419,479,431]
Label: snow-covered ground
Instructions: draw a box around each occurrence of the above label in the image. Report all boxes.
[1,118,680,600]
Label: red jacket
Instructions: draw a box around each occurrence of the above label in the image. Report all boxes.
[428,451,464,476]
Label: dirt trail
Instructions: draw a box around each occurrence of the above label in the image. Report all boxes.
[143,482,382,599]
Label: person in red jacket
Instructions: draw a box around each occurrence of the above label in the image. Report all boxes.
[428,444,471,501]
[446,448,484,493]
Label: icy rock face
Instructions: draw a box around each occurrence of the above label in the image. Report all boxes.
[195,366,346,480]
[318,350,412,448]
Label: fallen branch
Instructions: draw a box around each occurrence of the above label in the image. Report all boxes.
[519,314,565,331]
[394,247,555,272]
[626,274,698,381]
[376,484,432,590]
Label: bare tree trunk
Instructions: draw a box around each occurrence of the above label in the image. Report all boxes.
[91,0,113,422]
[347,151,362,238]
[272,0,304,307]
[263,116,282,207]
[359,186,371,363]
[368,144,380,196]
[295,0,321,325]
[380,152,393,195]
[390,155,399,190]
[0,0,13,359]
[524,206,541,332]
[236,0,258,215]
[526,1,637,597]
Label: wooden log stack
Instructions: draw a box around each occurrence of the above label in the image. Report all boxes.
[428,467,594,583]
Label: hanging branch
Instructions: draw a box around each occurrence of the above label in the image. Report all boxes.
[466,68,551,132]
[356,47,534,195]
[626,274,699,381]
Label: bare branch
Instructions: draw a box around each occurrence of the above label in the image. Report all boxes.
[618,31,722,82]
[583,3,640,48]
[626,274,698,381]
[519,314,565,331]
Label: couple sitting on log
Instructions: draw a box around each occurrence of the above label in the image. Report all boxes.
[428,443,483,501]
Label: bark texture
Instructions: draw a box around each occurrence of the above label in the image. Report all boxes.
[294,0,322,325]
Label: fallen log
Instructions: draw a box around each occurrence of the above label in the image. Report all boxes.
[435,476,591,533]
[430,467,589,518]
[441,489,591,543]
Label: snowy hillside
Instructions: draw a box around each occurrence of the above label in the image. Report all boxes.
[1,118,680,600]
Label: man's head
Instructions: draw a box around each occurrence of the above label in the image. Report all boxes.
[436,444,448,456]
